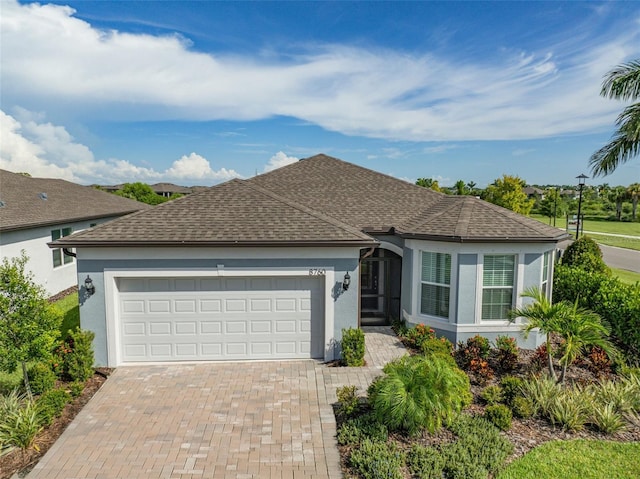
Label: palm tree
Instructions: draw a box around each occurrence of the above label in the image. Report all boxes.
[627,183,640,220]
[590,59,640,176]
[454,179,466,195]
[509,287,570,381]
[510,287,615,383]
[554,301,615,382]
[608,186,629,221]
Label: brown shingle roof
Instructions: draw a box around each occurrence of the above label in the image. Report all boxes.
[49,154,567,247]
[52,179,376,247]
[0,170,150,232]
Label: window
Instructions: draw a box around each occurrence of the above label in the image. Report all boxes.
[482,255,515,320]
[51,227,73,267]
[541,251,551,296]
[420,252,451,318]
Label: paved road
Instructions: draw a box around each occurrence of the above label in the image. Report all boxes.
[600,244,640,273]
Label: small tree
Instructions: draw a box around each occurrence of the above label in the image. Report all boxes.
[0,253,61,398]
[482,175,535,215]
[114,182,168,205]
[416,178,442,192]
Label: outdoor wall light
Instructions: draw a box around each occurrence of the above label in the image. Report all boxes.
[84,275,95,296]
[342,272,351,291]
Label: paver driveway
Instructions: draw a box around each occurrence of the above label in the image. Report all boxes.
[27,362,341,479]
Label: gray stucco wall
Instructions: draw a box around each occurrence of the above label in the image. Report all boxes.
[78,257,360,366]
[456,254,477,324]
[523,253,542,295]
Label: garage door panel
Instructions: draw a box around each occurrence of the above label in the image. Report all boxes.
[118,276,324,362]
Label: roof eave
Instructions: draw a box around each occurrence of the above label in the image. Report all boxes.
[398,232,569,243]
[48,239,379,249]
[0,210,144,233]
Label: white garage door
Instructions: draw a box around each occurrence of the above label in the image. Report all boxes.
[116,276,324,362]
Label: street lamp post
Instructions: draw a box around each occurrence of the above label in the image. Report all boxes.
[576,174,588,239]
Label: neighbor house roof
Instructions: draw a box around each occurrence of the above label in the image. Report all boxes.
[51,179,377,247]
[50,154,567,248]
[0,170,150,232]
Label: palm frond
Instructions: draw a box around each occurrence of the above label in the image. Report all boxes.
[601,60,640,100]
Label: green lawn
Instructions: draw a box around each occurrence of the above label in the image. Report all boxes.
[497,440,640,479]
[587,233,640,251]
[0,293,79,394]
[531,215,640,236]
[612,267,640,285]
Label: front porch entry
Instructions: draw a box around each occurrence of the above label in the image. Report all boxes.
[360,248,402,326]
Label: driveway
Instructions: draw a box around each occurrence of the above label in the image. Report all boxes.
[27,328,406,479]
[28,362,341,479]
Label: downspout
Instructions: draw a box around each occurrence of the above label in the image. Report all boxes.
[357,246,376,328]
[62,248,77,258]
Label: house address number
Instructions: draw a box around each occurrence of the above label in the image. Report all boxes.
[309,268,326,276]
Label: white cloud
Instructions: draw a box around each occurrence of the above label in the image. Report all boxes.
[263,151,299,172]
[512,148,536,157]
[0,109,241,185]
[1,1,639,141]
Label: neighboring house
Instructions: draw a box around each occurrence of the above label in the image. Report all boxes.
[100,182,195,197]
[0,170,150,296]
[523,186,544,200]
[51,155,568,367]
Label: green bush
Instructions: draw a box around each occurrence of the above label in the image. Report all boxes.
[37,388,71,426]
[336,412,388,446]
[349,438,405,479]
[447,415,514,476]
[0,399,42,451]
[368,354,471,435]
[335,385,359,418]
[554,265,640,361]
[495,336,519,373]
[500,376,525,407]
[511,396,535,419]
[341,327,365,367]
[403,323,436,350]
[69,381,84,398]
[26,363,56,395]
[548,389,591,432]
[561,236,609,274]
[65,329,96,382]
[485,404,512,431]
[421,336,454,359]
[520,375,560,417]
[407,444,446,479]
[480,385,503,405]
[591,402,626,434]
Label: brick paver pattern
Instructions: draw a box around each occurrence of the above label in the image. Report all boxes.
[27,327,406,479]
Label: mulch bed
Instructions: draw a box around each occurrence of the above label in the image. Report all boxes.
[0,369,112,479]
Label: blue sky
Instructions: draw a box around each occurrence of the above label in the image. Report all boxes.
[1,0,639,188]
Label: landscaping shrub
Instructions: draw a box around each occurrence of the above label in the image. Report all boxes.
[587,346,613,377]
[407,444,446,479]
[485,404,512,431]
[511,396,535,419]
[336,412,388,446]
[336,385,359,418]
[455,335,494,384]
[37,388,71,426]
[495,336,519,373]
[421,336,454,359]
[554,265,640,362]
[561,236,609,274]
[69,380,84,398]
[66,328,96,382]
[530,343,551,372]
[26,363,56,395]
[349,438,405,479]
[404,323,435,351]
[548,389,591,432]
[0,399,42,452]
[446,415,513,477]
[520,375,560,417]
[368,354,471,435]
[480,385,503,405]
[591,403,626,434]
[341,327,365,367]
[469,358,494,385]
[499,376,525,407]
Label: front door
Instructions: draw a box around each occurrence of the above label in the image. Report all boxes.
[360,249,401,326]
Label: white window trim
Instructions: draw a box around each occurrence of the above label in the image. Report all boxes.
[51,227,74,268]
[476,253,521,324]
[104,266,336,366]
[413,247,457,324]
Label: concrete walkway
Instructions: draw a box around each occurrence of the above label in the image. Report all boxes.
[26,327,406,479]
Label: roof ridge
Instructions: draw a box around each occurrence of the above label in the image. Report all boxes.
[398,195,460,232]
[240,179,373,241]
